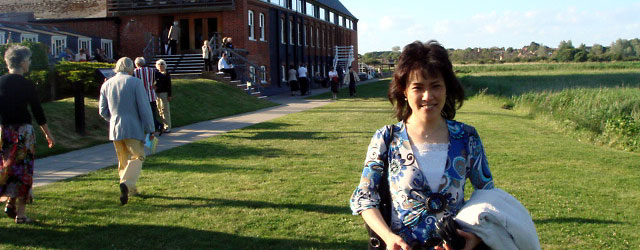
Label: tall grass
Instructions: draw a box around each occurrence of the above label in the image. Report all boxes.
[459,63,640,152]
[454,61,640,74]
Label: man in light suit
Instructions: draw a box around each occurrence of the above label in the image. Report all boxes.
[99,57,155,205]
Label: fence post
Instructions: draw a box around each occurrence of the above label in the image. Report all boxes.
[73,81,85,135]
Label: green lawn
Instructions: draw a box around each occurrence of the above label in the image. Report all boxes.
[33,78,277,158]
[2,80,638,249]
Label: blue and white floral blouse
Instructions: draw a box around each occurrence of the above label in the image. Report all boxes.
[350,120,494,245]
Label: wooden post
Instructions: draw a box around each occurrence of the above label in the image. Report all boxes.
[73,81,85,135]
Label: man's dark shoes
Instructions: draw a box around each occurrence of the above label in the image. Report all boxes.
[119,183,129,205]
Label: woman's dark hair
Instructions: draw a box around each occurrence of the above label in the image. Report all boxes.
[388,40,464,122]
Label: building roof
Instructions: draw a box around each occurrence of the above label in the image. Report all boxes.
[315,0,356,20]
[0,0,106,19]
[0,20,93,38]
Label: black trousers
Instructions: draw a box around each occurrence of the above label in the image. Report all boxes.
[349,82,356,96]
[204,59,213,71]
[168,40,177,55]
[299,77,309,95]
[150,101,163,132]
[221,68,237,80]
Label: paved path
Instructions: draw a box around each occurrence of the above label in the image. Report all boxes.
[33,79,377,187]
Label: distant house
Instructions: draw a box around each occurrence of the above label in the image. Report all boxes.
[0,19,114,60]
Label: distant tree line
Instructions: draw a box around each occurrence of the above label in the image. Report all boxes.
[359,38,640,65]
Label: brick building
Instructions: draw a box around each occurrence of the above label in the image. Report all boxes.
[9,0,359,95]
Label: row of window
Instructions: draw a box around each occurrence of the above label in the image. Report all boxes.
[259,0,355,30]
[0,31,113,59]
[278,16,338,50]
[248,65,267,85]
[248,11,266,41]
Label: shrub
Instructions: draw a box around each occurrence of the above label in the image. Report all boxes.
[25,70,53,102]
[53,61,114,98]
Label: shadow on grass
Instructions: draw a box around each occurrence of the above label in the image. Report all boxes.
[139,195,350,215]
[0,224,364,249]
[534,217,628,225]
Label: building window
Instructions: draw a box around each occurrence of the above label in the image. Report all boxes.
[260,65,267,83]
[101,39,113,59]
[278,0,287,8]
[289,20,294,45]
[249,66,256,84]
[20,33,38,43]
[78,37,92,56]
[296,0,303,12]
[0,32,5,45]
[259,13,265,41]
[339,16,344,27]
[306,2,314,17]
[316,27,319,48]
[280,17,285,44]
[303,24,307,47]
[51,36,66,56]
[297,22,301,46]
[310,25,313,47]
[330,12,335,24]
[319,7,326,21]
[281,65,286,82]
[248,11,255,40]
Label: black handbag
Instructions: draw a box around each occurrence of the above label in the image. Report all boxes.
[365,125,394,250]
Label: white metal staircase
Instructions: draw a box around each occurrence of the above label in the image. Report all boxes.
[333,45,354,71]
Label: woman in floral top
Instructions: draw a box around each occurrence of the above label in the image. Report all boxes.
[350,41,494,250]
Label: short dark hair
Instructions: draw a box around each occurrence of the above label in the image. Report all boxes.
[388,40,464,122]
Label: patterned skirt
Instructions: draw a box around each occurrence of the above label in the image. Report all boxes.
[0,124,35,203]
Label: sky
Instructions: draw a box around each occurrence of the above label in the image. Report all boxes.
[340,0,640,53]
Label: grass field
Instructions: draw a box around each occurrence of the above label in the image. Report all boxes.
[1,79,638,249]
[33,78,277,158]
[456,62,640,152]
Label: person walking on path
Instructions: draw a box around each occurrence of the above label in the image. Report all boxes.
[344,65,360,97]
[202,40,214,72]
[328,67,339,99]
[134,57,163,134]
[297,64,309,95]
[167,21,180,55]
[0,45,55,223]
[217,52,237,80]
[288,65,299,96]
[155,59,172,133]
[99,57,155,205]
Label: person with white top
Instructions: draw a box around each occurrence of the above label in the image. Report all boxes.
[350,40,495,250]
[202,40,213,71]
[297,64,309,95]
[328,67,339,99]
[217,52,236,80]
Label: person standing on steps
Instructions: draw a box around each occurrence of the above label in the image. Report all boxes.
[167,21,180,55]
[202,40,214,72]
[0,45,55,224]
[99,57,155,205]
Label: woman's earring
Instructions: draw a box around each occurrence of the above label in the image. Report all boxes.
[404,97,407,101]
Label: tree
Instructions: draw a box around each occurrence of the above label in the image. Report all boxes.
[588,44,605,61]
[554,40,576,62]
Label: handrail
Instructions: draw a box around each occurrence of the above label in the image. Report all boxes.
[217,48,266,93]
[142,35,156,64]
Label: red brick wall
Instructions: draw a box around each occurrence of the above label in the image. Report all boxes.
[118,15,161,58]
[246,1,271,82]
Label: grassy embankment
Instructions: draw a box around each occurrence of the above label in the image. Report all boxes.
[33,78,277,158]
[456,61,640,151]
[1,80,637,249]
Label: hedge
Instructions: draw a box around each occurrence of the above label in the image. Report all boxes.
[53,61,115,98]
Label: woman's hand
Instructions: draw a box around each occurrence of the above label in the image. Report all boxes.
[435,229,482,250]
[383,232,411,250]
[45,134,55,148]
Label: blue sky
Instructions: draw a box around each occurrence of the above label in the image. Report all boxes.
[340,0,640,53]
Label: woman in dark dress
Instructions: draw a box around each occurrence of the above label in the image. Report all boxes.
[0,45,55,224]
